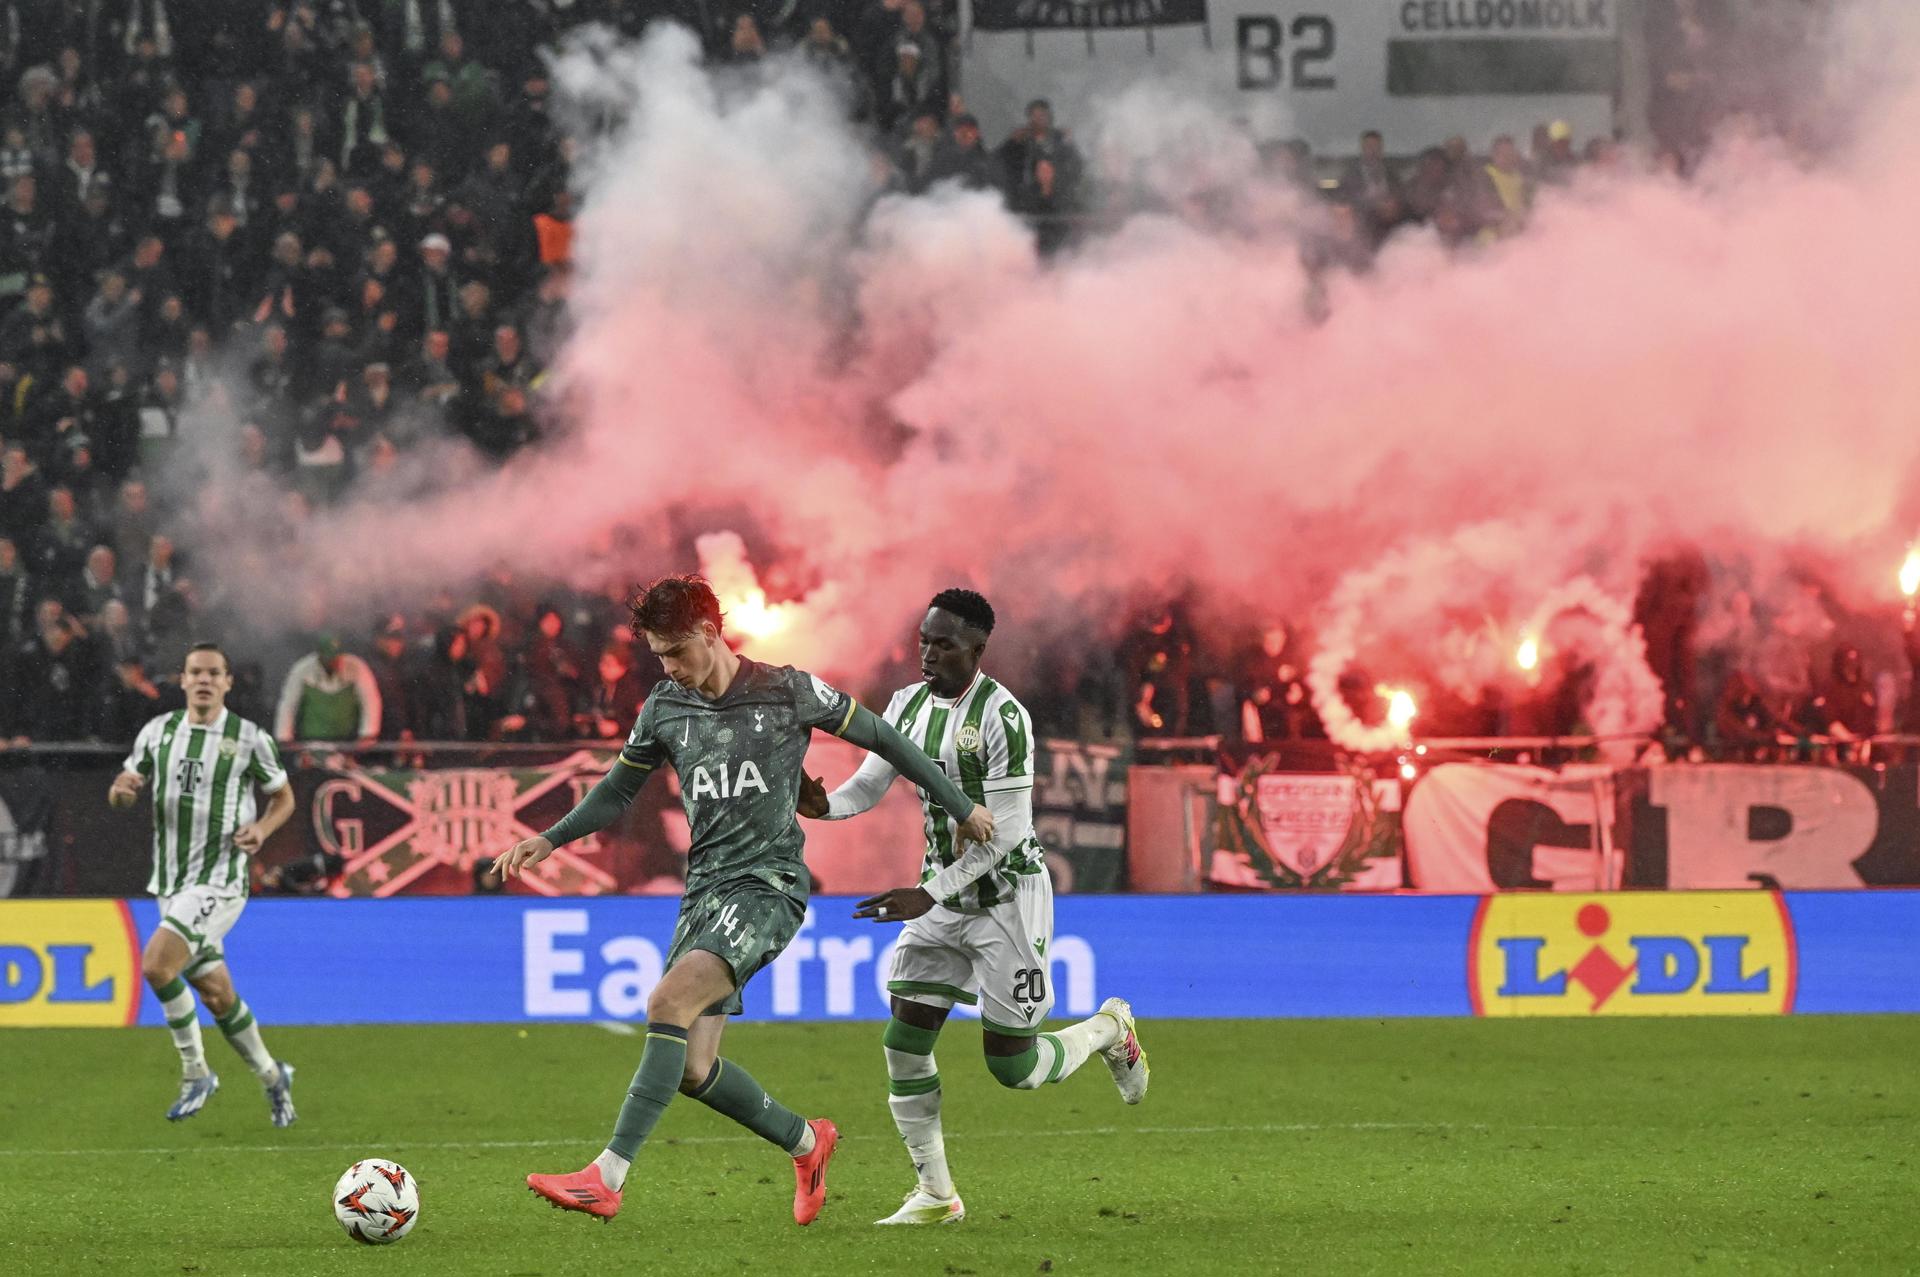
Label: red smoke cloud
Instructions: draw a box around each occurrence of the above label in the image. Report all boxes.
[189,15,1920,721]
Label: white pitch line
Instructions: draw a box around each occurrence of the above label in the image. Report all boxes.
[593,1020,638,1036]
[0,1121,1557,1159]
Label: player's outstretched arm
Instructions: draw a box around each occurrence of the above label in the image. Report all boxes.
[840,704,993,844]
[812,750,899,820]
[494,757,652,880]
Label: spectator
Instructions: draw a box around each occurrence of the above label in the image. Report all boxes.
[1806,645,1877,762]
[456,601,507,730]
[0,534,31,653]
[0,442,48,548]
[877,43,940,135]
[0,174,57,287]
[893,110,943,194]
[0,276,72,382]
[31,485,95,581]
[1713,670,1792,761]
[133,531,180,621]
[576,641,646,740]
[4,598,95,742]
[1336,130,1404,241]
[366,613,416,741]
[531,189,573,271]
[88,647,168,744]
[274,632,382,744]
[1533,119,1578,185]
[998,99,1082,202]
[928,114,1002,193]
[1476,135,1533,239]
[1011,157,1078,254]
[108,479,157,573]
[400,326,460,413]
[414,624,472,740]
[339,61,398,176]
[25,364,98,460]
[66,544,125,625]
[515,601,582,740]
[91,597,142,669]
[82,269,144,380]
[415,231,459,334]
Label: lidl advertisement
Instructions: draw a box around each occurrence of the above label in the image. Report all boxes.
[1,892,1914,1027]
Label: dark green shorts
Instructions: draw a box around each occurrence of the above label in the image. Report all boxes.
[666,879,806,1016]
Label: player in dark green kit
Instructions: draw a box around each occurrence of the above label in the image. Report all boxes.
[494,576,993,1227]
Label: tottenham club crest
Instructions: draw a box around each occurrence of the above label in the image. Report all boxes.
[955,723,983,754]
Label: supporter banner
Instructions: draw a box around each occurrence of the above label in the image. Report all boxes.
[5,891,1912,1027]
[1624,764,1920,890]
[959,0,1619,155]
[971,0,1208,31]
[0,767,56,898]
[1034,739,1130,891]
[11,740,1114,901]
[1402,762,1613,892]
[1207,756,1402,889]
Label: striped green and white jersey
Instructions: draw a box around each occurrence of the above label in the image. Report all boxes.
[122,710,289,897]
[863,673,1045,912]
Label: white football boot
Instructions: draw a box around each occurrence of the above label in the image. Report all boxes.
[1097,997,1149,1104]
[876,1187,966,1225]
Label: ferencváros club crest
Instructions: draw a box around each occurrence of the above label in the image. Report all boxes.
[1209,754,1400,890]
[969,0,1208,31]
[1253,774,1355,879]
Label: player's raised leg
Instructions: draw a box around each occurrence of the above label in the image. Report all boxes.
[666,888,838,1224]
[143,921,217,1120]
[978,879,1145,1101]
[875,995,965,1225]
[191,958,296,1126]
[679,1015,837,1225]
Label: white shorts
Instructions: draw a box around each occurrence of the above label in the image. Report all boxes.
[157,887,247,977]
[888,871,1055,1036]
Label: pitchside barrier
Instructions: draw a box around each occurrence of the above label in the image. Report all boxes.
[11,744,1920,901]
[2,891,1916,1028]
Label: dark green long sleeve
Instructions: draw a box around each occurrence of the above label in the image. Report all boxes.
[539,756,652,847]
[840,703,976,822]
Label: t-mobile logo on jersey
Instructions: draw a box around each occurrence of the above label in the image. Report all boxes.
[685,761,770,801]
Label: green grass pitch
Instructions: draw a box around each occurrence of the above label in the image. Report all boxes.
[3,1016,1917,1275]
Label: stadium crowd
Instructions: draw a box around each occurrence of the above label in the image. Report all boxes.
[0,1,1851,759]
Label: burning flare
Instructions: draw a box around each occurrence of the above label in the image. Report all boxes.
[1516,636,1540,672]
[1900,547,1920,599]
[1380,686,1419,732]
[696,531,793,644]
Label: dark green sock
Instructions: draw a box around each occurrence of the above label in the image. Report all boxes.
[607,1023,689,1161]
[687,1058,808,1153]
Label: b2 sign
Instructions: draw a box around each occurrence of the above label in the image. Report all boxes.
[959,0,1619,154]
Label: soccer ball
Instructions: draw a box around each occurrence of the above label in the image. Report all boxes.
[332,1158,420,1245]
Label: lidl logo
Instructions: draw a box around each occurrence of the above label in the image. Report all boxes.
[0,901,141,1027]
[1468,892,1795,1017]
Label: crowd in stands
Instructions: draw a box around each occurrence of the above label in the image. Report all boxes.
[0,0,1853,757]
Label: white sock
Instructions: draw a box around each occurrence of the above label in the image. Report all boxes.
[215,1000,280,1083]
[790,1123,816,1158]
[593,1148,632,1192]
[1027,1014,1120,1087]
[885,1046,955,1198]
[156,978,208,1079]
